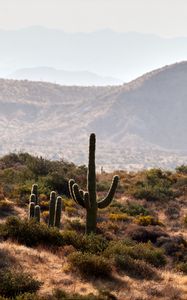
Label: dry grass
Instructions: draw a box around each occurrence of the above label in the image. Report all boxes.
[0,241,186,299]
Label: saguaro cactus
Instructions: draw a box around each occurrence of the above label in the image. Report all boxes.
[69,133,119,234]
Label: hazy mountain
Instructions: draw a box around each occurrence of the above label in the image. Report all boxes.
[0,61,187,170]
[8,67,122,86]
[0,27,187,82]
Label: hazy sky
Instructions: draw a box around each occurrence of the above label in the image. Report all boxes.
[0,0,187,37]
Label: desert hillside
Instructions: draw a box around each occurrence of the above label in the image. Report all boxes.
[0,62,187,170]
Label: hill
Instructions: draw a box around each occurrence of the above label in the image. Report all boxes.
[8,67,122,86]
[0,62,187,170]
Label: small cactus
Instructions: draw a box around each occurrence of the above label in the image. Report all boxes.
[31,184,38,205]
[29,202,35,218]
[54,196,62,228]
[48,191,56,227]
[34,205,40,222]
[69,133,119,234]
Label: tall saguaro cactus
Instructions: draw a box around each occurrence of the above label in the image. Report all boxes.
[69,133,119,234]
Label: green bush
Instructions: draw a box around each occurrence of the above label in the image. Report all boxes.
[131,168,175,202]
[120,202,149,216]
[104,240,166,267]
[176,165,187,174]
[0,269,41,298]
[68,252,112,278]
[0,217,108,254]
[115,255,157,279]
[0,217,64,247]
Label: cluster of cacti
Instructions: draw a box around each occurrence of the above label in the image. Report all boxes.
[28,185,62,228]
[68,133,119,234]
[29,184,41,222]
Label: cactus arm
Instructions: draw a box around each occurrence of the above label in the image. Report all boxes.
[84,192,90,210]
[72,184,86,208]
[68,179,78,204]
[97,175,119,209]
[79,190,84,198]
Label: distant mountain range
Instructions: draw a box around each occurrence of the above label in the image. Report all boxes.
[0,26,187,83]
[0,61,187,170]
[8,67,122,86]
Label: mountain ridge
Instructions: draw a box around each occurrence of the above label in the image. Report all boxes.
[0,61,187,170]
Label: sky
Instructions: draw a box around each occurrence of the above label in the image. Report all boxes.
[0,0,187,37]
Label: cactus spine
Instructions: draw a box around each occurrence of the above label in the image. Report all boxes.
[54,196,62,228]
[69,133,119,234]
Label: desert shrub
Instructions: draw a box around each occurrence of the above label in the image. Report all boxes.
[135,215,162,226]
[109,213,129,222]
[77,234,109,254]
[120,201,149,216]
[125,224,168,243]
[104,240,166,267]
[63,198,76,208]
[0,269,41,298]
[41,211,49,223]
[68,252,112,278]
[0,217,65,247]
[131,168,175,202]
[65,206,77,217]
[0,218,108,253]
[0,200,15,216]
[176,165,187,174]
[156,235,187,261]
[176,262,187,274]
[115,254,157,279]
[0,249,16,269]
[165,204,180,220]
[64,219,85,232]
[106,241,166,267]
[184,215,187,225]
